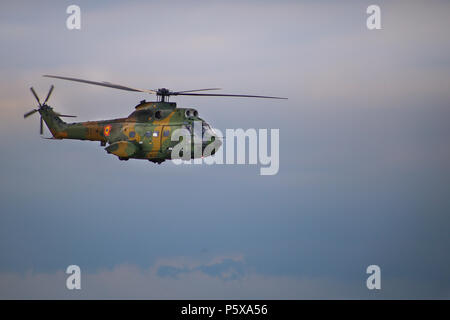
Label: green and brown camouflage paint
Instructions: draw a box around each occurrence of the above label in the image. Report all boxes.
[39,101,221,163]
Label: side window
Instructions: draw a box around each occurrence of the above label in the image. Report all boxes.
[163,130,170,137]
[153,131,159,137]
[145,131,151,138]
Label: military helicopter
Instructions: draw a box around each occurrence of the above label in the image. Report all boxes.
[24,75,287,164]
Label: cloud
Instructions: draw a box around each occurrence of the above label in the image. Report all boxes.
[157,256,246,281]
[0,255,447,299]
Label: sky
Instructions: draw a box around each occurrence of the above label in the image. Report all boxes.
[0,0,449,299]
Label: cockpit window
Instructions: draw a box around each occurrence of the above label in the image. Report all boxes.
[202,123,212,135]
[183,124,193,134]
[202,123,215,140]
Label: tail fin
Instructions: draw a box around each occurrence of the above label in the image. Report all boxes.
[39,106,67,138]
[39,106,76,138]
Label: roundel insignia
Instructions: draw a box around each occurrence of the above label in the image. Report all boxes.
[104,125,112,137]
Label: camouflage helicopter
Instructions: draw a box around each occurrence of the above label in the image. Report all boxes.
[24,75,286,164]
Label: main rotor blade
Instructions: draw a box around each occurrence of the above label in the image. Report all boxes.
[24,109,38,118]
[43,75,157,94]
[30,87,41,106]
[43,85,54,104]
[174,88,222,94]
[40,116,43,135]
[176,93,288,99]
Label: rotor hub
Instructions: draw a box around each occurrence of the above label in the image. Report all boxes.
[157,88,171,96]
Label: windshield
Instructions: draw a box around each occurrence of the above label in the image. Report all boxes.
[182,122,215,141]
[202,122,216,141]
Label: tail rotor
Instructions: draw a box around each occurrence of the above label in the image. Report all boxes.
[24,85,76,135]
[43,85,54,105]
[24,86,51,135]
[23,108,39,118]
[30,87,42,107]
[24,86,45,119]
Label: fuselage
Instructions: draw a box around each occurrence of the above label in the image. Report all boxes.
[40,101,221,163]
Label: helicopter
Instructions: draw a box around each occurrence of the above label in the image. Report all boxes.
[24,75,287,164]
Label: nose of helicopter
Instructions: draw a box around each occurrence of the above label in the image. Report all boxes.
[201,135,222,158]
[202,133,222,146]
[201,122,222,154]
[211,134,223,148]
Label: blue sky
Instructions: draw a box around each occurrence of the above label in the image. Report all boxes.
[0,0,449,298]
